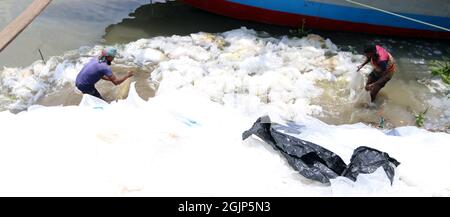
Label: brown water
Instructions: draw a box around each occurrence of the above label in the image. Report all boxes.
[312,74,430,127]
[36,66,155,106]
[0,0,150,67]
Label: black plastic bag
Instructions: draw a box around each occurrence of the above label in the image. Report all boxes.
[243,116,400,184]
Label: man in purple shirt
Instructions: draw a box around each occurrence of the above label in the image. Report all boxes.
[75,47,133,100]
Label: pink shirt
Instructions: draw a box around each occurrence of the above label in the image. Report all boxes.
[371,45,396,73]
[376,45,390,62]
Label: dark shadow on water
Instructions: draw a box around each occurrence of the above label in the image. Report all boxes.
[102,1,291,42]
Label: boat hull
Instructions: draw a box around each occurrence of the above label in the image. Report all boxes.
[181,0,450,39]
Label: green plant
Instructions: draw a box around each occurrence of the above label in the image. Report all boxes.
[414,107,429,127]
[429,58,450,85]
[379,116,385,128]
[289,19,311,38]
[348,46,358,55]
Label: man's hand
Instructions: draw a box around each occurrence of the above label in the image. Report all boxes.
[358,58,370,72]
[365,83,374,91]
[108,71,134,86]
[357,65,363,72]
[102,75,111,81]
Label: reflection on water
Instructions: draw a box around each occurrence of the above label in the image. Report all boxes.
[103,1,292,43]
[0,0,32,26]
[0,0,150,67]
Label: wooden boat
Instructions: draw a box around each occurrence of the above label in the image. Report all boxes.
[181,0,450,39]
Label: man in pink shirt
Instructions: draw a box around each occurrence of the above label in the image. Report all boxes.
[357,44,397,102]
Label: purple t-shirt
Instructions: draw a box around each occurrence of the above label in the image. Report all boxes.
[75,58,113,86]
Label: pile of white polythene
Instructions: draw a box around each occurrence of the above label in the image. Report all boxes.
[0,83,449,196]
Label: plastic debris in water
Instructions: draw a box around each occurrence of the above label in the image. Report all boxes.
[379,116,385,128]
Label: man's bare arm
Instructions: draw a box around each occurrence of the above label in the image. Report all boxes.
[107,71,134,85]
[357,58,371,72]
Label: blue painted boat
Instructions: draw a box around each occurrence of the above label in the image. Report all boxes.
[181,0,450,39]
